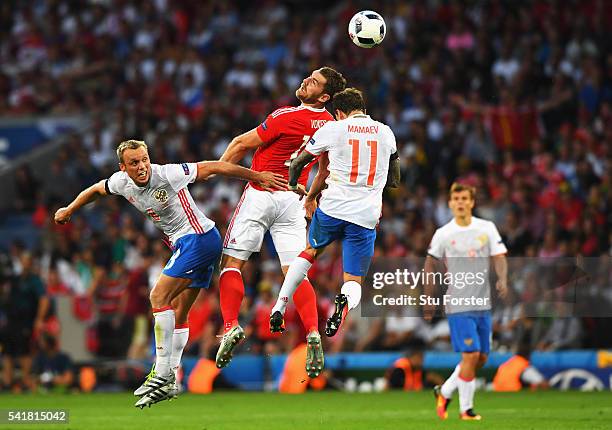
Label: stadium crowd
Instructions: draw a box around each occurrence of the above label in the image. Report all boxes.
[0,0,611,391]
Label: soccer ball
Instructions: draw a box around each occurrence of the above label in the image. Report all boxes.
[348,10,386,48]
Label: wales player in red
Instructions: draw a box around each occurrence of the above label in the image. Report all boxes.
[216,67,346,378]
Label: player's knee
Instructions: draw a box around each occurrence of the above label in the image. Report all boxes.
[461,352,480,368]
[221,254,245,270]
[149,286,170,308]
[303,244,317,256]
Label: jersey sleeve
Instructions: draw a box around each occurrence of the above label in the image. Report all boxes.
[105,171,126,196]
[305,123,335,156]
[255,112,284,144]
[487,221,508,255]
[428,229,445,259]
[160,163,198,192]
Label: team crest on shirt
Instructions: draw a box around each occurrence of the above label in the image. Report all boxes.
[153,188,169,204]
[464,338,473,346]
[477,234,489,246]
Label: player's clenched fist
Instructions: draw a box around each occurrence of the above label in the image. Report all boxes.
[54,207,72,224]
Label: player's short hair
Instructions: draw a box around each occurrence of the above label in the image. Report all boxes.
[449,182,476,200]
[116,139,147,163]
[319,66,346,99]
[332,87,366,115]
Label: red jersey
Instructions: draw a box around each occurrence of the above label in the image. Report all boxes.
[252,105,334,190]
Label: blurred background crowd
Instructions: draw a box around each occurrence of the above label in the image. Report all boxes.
[0,0,610,392]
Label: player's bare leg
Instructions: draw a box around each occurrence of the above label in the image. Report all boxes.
[458,352,481,420]
[326,273,362,337]
[135,275,190,408]
[476,353,488,371]
[216,255,247,368]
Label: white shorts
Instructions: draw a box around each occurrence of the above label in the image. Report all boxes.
[223,184,307,266]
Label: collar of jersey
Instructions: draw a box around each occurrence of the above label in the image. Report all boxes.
[453,217,474,228]
[300,104,327,112]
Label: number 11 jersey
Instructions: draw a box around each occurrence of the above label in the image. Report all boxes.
[305,114,397,229]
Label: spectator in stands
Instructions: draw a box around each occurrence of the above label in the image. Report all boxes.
[0,0,610,361]
[0,252,49,391]
[536,302,583,351]
[91,261,128,358]
[31,333,74,393]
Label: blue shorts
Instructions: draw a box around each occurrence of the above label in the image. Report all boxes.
[448,312,491,354]
[308,208,376,277]
[162,228,222,289]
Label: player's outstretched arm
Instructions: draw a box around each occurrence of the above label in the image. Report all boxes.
[288,150,315,191]
[220,128,265,164]
[196,160,287,191]
[54,180,108,224]
[386,152,401,188]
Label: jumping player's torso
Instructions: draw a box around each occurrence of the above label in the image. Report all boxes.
[106,163,214,245]
[305,114,397,229]
[252,105,334,190]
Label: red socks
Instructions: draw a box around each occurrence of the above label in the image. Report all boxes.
[219,268,244,332]
[293,279,319,333]
[220,267,318,333]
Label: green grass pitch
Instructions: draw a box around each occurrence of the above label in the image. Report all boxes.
[1,391,611,430]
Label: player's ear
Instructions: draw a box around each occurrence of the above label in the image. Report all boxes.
[318,93,330,104]
[119,163,126,172]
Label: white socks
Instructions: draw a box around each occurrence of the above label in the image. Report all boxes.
[441,363,461,398]
[458,376,476,412]
[272,255,313,314]
[442,363,476,412]
[153,308,175,377]
[170,326,189,380]
[341,280,362,309]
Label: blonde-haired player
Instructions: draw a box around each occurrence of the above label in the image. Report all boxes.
[55,140,285,408]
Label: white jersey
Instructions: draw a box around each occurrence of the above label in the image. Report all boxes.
[106,163,214,245]
[305,114,397,229]
[428,216,507,314]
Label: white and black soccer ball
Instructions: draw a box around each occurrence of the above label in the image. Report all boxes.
[348,10,386,48]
